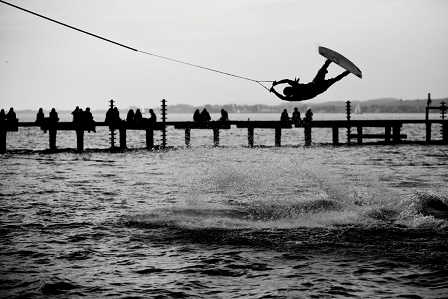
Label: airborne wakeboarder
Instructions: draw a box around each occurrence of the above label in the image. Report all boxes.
[270,46,362,102]
[269,59,350,102]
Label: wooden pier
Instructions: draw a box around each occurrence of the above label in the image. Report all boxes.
[1,101,447,153]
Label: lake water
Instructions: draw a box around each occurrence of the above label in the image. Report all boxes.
[1,112,447,298]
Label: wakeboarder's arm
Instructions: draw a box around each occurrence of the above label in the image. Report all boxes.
[269,86,287,101]
[273,79,295,86]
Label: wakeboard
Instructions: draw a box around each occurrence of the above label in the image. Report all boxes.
[318,46,362,79]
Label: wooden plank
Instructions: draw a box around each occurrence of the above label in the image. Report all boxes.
[349,134,407,139]
[235,121,292,129]
[174,122,231,129]
[124,122,165,130]
[12,119,447,129]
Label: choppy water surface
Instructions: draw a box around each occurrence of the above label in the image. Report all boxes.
[1,113,448,298]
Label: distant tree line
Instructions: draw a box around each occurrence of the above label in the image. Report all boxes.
[163,102,445,114]
[16,98,447,114]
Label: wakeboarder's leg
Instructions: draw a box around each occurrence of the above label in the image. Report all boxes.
[321,70,350,90]
[312,59,332,83]
[334,70,350,81]
[329,70,350,83]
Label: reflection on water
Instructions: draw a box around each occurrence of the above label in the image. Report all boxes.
[1,130,447,298]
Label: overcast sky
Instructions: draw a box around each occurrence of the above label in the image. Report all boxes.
[1,0,447,111]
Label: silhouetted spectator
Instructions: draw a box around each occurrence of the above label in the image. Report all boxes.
[78,108,84,121]
[84,107,95,132]
[6,108,17,123]
[292,107,301,125]
[427,93,432,107]
[72,106,80,122]
[193,109,201,122]
[304,109,313,122]
[113,107,121,123]
[135,109,143,122]
[148,109,157,123]
[36,108,45,124]
[49,108,59,122]
[219,109,229,121]
[105,108,113,124]
[280,109,289,122]
[84,107,93,122]
[126,109,135,123]
[201,109,211,122]
[0,109,5,125]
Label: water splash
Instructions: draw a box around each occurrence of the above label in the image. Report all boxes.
[121,148,447,231]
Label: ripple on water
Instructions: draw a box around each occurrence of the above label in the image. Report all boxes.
[1,146,447,298]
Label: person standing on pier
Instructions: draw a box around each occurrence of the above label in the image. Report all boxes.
[84,108,93,122]
[427,93,432,107]
[126,109,135,123]
[201,109,211,122]
[112,107,122,124]
[219,109,229,121]
[35,108,45,124]
[292,107,301,125]
[148,109,157,123]
[35,108,46,132]
[280,109,290,122]
[78,108,84,121]
[6,108,17,123]
[193,109,201,122]
[72,106,80,122]
[134,109,143,122]
[49,108,59,122]
[105,107,113,124]
[269,60,350,102]
[304,109,313,122]
[84,107,95,132]
[0,109,5,124]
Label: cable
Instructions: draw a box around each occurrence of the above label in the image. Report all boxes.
[138,50,272,84]
[0,0,138,52]
[0,0,273,90]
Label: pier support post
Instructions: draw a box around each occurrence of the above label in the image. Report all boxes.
[385,127,391,143]
[109,99,116,148]
[248,128,254,147]
[357,127,362,144]
[393,126,401,143]
[120,128,127,149]
[185,128,190,147]
[346,101,351,143]
[76,130,84,152]
[304,125,312,146]
[442,122,447,144]
[213,128,219,146]
[275,128,281,146]
[426,122,432,143]
[161,99,167,149]
[332,126,339,145]
[146,129,154,148]
[49,129,57,150]
[0,129,6,154]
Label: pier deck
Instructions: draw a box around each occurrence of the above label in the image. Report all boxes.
[1,118,446,153]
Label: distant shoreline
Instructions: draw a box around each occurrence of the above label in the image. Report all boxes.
[9,97,448,114]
